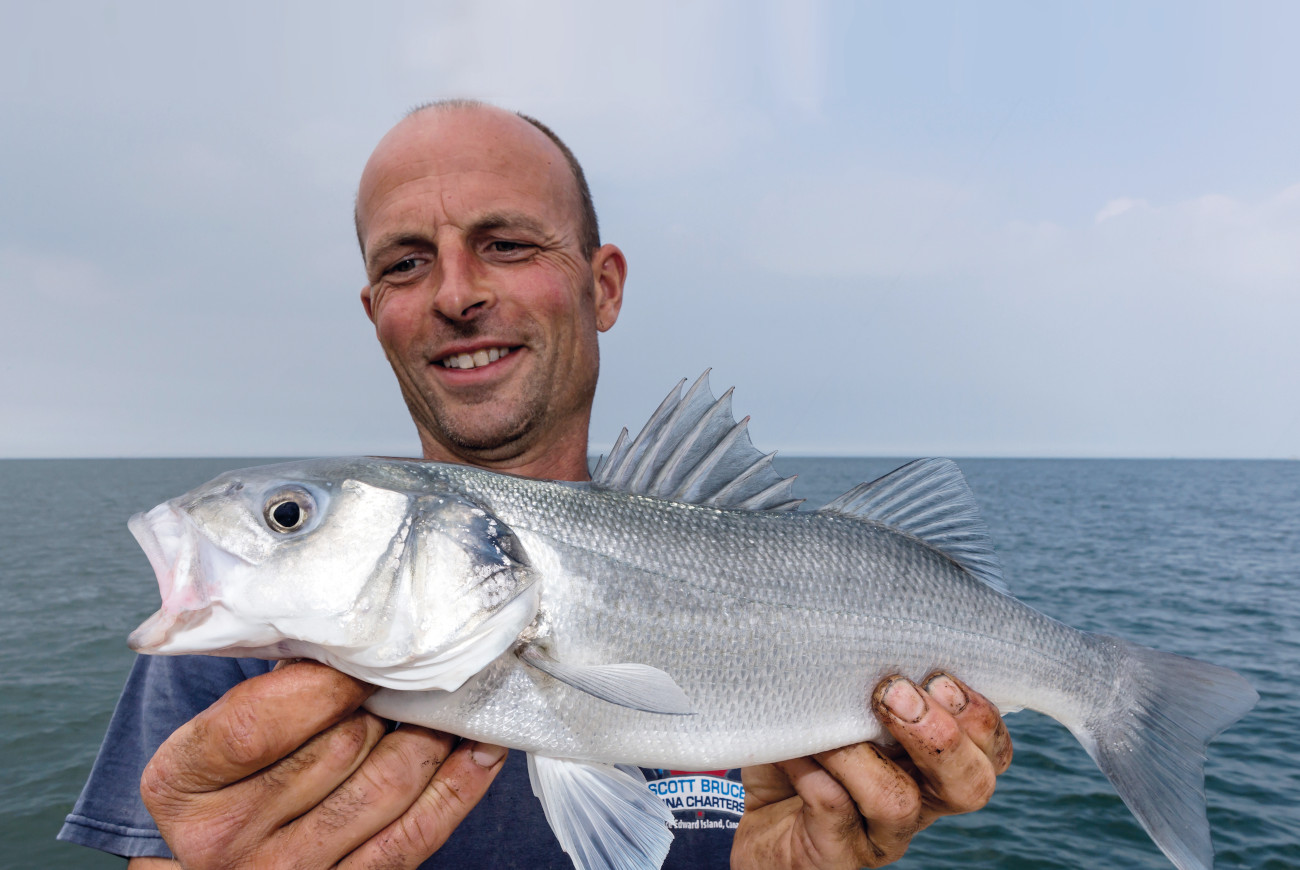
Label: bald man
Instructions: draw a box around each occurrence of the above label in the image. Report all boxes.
[61,101,1010,869]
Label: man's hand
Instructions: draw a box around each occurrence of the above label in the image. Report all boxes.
[732,672,1013,869]
[135,660,506,870]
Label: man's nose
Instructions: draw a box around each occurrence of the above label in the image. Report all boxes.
[431,243,494,321]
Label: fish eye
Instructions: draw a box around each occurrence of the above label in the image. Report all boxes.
[263,487,314,533]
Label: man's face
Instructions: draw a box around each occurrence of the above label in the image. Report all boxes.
[357,107,624,476]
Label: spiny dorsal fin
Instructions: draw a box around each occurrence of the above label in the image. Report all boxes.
[820,458,1006,592]
[592,371,803,511]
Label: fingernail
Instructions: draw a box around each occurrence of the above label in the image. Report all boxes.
[924,673,968,715]
[470,742,508,768]
[880,678,927,723]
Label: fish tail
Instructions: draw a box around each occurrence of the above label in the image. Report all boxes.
[1071,639,1257,870]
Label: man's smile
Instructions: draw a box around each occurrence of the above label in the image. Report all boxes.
[437,345,517,370]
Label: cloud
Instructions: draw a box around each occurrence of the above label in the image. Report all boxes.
[606,175,1300,458]
[744,169,982,282]
[1088,183,1300,295]
[393,0,833,179]
[399,1,744,163]
[760,0,831,118]
[0,246,113,308]
[747,172,1300,296]
[1094,197,1149,223]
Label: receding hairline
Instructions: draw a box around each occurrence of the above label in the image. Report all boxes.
[353,99,601,258]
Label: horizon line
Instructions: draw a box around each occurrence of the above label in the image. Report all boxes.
[1,453,1295,463]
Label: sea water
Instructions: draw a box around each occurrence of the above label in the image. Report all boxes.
[2,457,1296,869]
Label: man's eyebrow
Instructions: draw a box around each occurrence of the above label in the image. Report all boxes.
[365,213,554,269]
[365,233,429,267]
[471,211,549,236]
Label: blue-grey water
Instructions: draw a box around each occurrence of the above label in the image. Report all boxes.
[3,457,1297,869]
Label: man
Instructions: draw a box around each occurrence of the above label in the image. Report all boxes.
[60,100,1011,869]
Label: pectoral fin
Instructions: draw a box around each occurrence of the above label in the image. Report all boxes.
[527,753,674,870]
[519,644,695,715]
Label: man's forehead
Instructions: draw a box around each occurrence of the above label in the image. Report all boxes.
[357,105,579,240]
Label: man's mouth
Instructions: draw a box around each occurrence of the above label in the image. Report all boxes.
[438,346,515,370]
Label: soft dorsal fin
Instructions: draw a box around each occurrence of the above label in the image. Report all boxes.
[820,458,1006,592]
[592,371,803,511]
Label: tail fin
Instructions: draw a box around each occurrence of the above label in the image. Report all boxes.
[1072,640,1257,870]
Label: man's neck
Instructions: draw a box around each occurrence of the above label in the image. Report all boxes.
[419,431,592,482]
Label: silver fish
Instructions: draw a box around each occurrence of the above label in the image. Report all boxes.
[128,372,1256,870]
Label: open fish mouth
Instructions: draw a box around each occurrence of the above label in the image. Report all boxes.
[129,503,196,601]
[127,502,220,652]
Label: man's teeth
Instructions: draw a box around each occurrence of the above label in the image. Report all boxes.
[441,347,511,369]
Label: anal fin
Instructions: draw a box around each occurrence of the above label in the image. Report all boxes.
[527,754,674,870]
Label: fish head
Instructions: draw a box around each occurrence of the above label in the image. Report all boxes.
[127,459,539,690]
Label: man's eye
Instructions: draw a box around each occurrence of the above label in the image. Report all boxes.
[488,241,531,254]
[386,257,420,275]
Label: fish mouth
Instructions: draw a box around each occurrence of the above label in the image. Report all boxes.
[127,502,220,653]
[129,502,198,611]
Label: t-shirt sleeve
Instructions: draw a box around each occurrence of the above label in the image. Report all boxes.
[57,654,271,858]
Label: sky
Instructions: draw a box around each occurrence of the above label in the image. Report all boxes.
[2,0,1297,459]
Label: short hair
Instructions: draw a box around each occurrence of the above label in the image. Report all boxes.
[512,110,601,258]
[356,99,601,258]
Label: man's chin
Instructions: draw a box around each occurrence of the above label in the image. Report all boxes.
[420,409,541,461]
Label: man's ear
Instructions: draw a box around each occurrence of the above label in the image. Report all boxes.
[590,244,627,332]
[360,285,376,322]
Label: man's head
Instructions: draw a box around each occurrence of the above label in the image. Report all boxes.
[357,101,626,480]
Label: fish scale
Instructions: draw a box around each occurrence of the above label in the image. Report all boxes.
[127,373,1257,870]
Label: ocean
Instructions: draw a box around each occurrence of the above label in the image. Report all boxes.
[3,457,1296,869]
